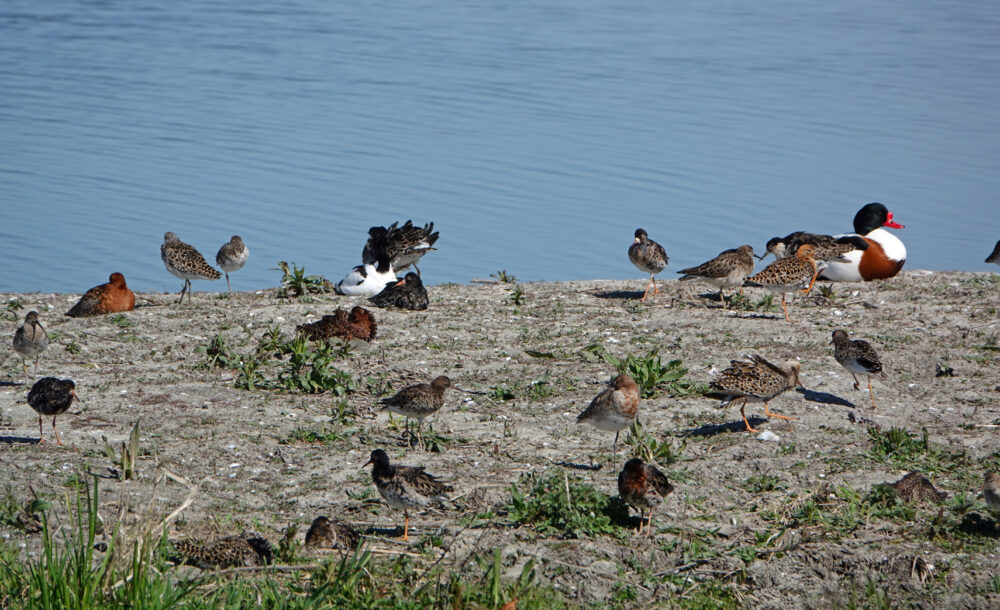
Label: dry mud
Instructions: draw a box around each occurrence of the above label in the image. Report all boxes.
[1,270,999,607]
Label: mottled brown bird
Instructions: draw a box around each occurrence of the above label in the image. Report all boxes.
[677,245,755,301]
[304,516,360,553]
[381,375,451,449]
[889,472,946,504]
[27,377,78,445]
[171,532,273,568]
[296,306,377,342]
[577,374,640,460]
[363,449,453,542]
[618,458,674,535]
[13,311,47,382]
[66,273,136,317]
[744,244,817,322]
[984,472,1000,513]
[831,329,883,409]
[629,229,669,303]
[161,232,221,303]
[763,232,868,294]
[706,355,801,432]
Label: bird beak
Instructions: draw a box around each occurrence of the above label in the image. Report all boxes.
[71,390,82,402]
[361,459,372,469]
[883,212,904,229]
[633,237,640,244]
[393,278,405,287]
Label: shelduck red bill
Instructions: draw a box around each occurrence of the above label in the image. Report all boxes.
[883,212,904,230]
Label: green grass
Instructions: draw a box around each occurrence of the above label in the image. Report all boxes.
[275,261,332,297]
[582,346,708,398]
[507,470,629,538]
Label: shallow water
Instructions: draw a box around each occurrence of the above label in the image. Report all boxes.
[2,0,998,294]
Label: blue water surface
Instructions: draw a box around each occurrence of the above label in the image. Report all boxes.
[2,0,998,293]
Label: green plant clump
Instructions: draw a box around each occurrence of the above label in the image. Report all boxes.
[508,470,628,538]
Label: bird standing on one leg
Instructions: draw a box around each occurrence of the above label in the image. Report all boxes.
[363,449,452,542]
[216,235,249,293]
[576,374,639,463]
[628,229,668,303]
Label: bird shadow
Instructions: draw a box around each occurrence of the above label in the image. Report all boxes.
[0,435,39,445]
[725,312,782,321]
[682,416,767,437]
[553,460,603,472]
[363,525,405,539]
[959,513,1000,538]
[797,387,855,408]
[593,290,645,300]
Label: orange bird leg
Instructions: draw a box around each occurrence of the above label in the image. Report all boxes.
[801,268,820,295]
[38,414,45,444]
[52,416,63,446]
[652,276,659,297]
[640,278,653,303]
[763,401,796,421]
[402,513,410,542]
[781,293,791,322]
[740,399,759,432]
[645,510,654,536]
[868,378,877,409]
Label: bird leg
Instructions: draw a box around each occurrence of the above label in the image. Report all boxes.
[645,510,654,536]
[652,276,659,297]
[413,263,421,277]
[225,273,232,293]
[801,269,821,295]
[640,279,653,303]
[851,374,860,391]
[635,510,644,535]
[740,399,759,432]
[177,280,189,304]
[868,377,877,409]
[416,420,424,451]
[781,293,791,322]
[22,359,29,385]
[38,414,45,444]
[402,512,410,542]
[52,416,63,446]
[612,430,620,462]
[763,401,796,421]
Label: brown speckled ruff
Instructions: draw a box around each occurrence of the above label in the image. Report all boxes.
[381,376,451,449]
[161,232,221,303]
[628,228,668,303]
[363,449,452,542]
[677,244,755,300]
[831,329,883,409]
[744,244,817,322]
[706,355,801,432]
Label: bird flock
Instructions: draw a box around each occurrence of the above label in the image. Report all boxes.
[6,205,1000,564]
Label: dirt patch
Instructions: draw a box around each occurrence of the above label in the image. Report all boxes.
[2,270,999,606]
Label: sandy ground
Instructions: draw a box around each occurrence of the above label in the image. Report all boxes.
[1,270,999,607]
